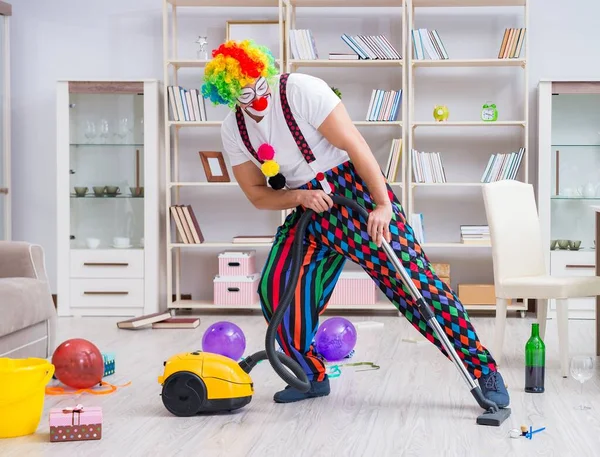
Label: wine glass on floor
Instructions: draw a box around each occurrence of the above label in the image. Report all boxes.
[570,355,594,410]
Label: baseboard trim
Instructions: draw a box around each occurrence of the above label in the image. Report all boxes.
[51,294,190,307]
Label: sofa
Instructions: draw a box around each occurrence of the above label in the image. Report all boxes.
[0,241,57,358]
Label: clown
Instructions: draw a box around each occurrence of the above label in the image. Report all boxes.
[202,40,510,406]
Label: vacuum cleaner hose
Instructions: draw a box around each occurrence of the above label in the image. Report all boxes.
[262,195,372,392]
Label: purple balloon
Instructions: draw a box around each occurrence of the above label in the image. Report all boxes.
[202,321,246,360]
[315,317,357,361]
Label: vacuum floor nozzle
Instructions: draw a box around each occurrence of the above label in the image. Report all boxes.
[476,407,511,426]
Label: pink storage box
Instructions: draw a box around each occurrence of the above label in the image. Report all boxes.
[329,271,378,306]
[49,404,102,442]
[214,273,260,306]
[218,251,257,277]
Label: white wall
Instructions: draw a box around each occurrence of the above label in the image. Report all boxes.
[9,0,600,294]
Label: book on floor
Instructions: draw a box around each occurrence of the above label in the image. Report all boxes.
[117,311,172,329]
[152,317,200,329]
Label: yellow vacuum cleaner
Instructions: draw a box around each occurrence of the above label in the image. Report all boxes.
[158,195,510,426]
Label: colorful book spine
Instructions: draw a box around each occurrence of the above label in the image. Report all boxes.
[365,89,402,121]
[480,148,525,182]
[168,86,207,121]
[340,34,401,60]
[412,29,448,60]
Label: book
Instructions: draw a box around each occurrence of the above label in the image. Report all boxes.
[411,149,447,183]
[289,29,318,60]
[340,34,401,60]
[498,28,526,58]
[365,89,402,121]
[384,138,403,181]
[232,235,275,244]
[412,29,448,60]
[170,205,205,244]
[167,85,208,121]
[117,311,172,329]
[480,148,525,183]
[328,53,359,60]
[152,317,200,329]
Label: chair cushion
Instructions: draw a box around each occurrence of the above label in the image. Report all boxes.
[0,277,55,338]
[499,275,600,299]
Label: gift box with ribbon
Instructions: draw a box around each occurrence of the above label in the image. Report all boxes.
[102,352,115,377]
[49,404,102,442]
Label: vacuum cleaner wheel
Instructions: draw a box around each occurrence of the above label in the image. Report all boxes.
[161,371,207,417]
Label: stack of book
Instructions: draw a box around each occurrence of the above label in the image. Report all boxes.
[411,149,447,183]
[411,29,448,60]
[480,148,525,183]
[167,86,207,121]
[170,205,204,244]
[289,29,319,60]
[384,139,403,181]
[410,213,425,244]
[460,226,490,245]
[340,34,401,60]
[498,28,526,59]
[365,89,402,121]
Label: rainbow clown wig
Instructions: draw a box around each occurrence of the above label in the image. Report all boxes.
[202,40,278,109]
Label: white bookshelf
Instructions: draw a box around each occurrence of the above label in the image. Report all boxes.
[162,0,527,313]
[406,0,529,312]
[162,0,408,312]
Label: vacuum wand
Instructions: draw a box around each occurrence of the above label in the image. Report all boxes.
[251,193,509,425]
[330,195,509,426]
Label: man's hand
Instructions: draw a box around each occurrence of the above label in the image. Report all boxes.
[298,190,334,213]
[368,203,393,247]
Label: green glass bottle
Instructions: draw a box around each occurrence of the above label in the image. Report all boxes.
[525,323,545,393]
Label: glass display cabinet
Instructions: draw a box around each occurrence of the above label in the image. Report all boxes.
[538,80,600,319]
[56,80,160,317]
[0,3,10,241]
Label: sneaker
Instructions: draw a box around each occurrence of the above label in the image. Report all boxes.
[478,371,510,408]
[273,376,331,403]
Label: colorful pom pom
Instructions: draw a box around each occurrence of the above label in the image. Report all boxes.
[201,39,279,109]
[268,173,287,190]
[261,160,280,178]
[257,143,275,161]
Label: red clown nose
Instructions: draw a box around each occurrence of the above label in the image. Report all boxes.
[252,96,268,111]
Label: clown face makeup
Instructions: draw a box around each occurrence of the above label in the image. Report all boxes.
[237,77,272,118]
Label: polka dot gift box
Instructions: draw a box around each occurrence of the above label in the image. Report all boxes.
[49,404,102,442]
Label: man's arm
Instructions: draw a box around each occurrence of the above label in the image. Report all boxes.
[317,102,392,210]
[233,161,332,213]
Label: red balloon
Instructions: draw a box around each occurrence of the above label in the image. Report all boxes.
[51,338,104,389]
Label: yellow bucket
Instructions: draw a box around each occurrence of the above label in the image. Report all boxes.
[0,357,55,439]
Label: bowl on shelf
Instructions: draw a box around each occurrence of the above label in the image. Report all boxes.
[557,240,569,250]
[93,186,106,197]
[129,186,144,197]
[105,186,120,197]
[569,240,582,250]
[74,186,88,197]
[550,239,558,250]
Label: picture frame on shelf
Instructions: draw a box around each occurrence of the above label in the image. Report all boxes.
[199,151,230,182]
[226,20,281,60]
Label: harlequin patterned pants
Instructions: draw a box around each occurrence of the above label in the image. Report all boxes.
[258,161,497,382]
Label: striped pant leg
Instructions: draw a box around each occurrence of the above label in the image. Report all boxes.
[258,209,346,382]
[310,162,497,379]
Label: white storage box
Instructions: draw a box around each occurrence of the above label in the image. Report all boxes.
[213,273,260,306]
[218,251,257,277]
[329,271,378,306]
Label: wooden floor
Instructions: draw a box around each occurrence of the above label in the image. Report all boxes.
[2,312,600,456]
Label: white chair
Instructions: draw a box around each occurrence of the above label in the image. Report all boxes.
[482,180,600,377]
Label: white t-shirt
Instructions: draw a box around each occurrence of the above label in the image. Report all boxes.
[220,73,349,189]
